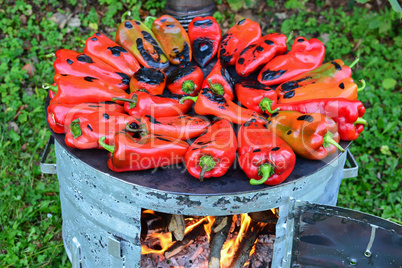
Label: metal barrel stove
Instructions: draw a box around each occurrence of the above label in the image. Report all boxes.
[40,2,402,266]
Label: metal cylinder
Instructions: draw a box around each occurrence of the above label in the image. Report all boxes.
[165,0,215,30]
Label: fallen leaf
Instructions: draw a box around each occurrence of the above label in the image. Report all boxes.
[22,62,35,78]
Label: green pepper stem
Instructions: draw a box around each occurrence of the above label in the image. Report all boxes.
[208,79,224,96]
[199,155,216,182]
[42,83,58,93]
[323,132,345,152]
[70,118,82,138]
[98,137,115,153]
[354,117,368,126]
[259,97,279,114]
[182,80,196,94]
[357,79,366,92]
[286,31,294,44]
[348,58,359,68]
[250,163,275,185]
[179,95,198,104]
[112,97,135,103]
[144,16,157,30]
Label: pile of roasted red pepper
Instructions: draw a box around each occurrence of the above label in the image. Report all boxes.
[47,14,367,186]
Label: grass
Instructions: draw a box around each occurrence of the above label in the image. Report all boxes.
[0,0,401,266]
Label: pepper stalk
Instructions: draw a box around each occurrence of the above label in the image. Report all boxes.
[250,163,275,185]
[259,97,279,114]
[199,155,216,181]
[99,136,115,153]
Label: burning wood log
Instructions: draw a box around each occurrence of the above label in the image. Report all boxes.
[164,218,207,259]
[229,221,265,268]
[249,209,278,224]
[168,214,185,241]
[208,216,233,268]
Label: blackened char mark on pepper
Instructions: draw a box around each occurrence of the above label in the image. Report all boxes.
[283,90,295,99]
[271,147,280,151]
[155,93,183,100]
[136,31,168,69]
[243,118,256,127]
[172,42,191,63]
[67,59,73,65]
[88,104,101,108]
[193,38,214,67]
[239,44,255,57]
[125,21,133,29]
[239,80,273,91]
[201,88,228,106]
[238,58,245,64]
[331,61,342,70]
[90,37,97,41]
[87,124,93,131]
[265,40,274,45]
[84,76,98,82]
[156,137,172,142]
[77,54,94,64]
[167,62,196,84]
[220,63,235,88]
[193,19,213,28]
[220,33,233,64]
[270,112,279,118]
[287,130,292,135]
[339,82,345,89]
[237,19,246,25]
[256,46,264,52]
[253,149,261,153]
[116,72,131,85]
[261,69,286,81]
[196,140,213,145]
[297,115,314,122]
[281,76,312,92]
[145,115,162,124]
[103,113,109,119]
[134,67,164,85]
[107,46,128,57]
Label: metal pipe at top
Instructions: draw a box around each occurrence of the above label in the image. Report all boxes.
[165,0,215,30]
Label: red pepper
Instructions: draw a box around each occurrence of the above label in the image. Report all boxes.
[47,74,129,105]
[180,88,267,125]
[219,18,262,65]
[53,49,130,90]
[234,80,277,114]
[277,77,365,103]
[65,111,140,150]
[114,90,193,118]
[152,15,192,64]
[275,58,359,94]
[236,33,288,77]
[258,37,325,86]
[201,60,235,101]
[261,98,367,141]
[47,102,124,134]
[116,20,169,70]
[267,111,344,160]
[99,132,189,172]
[167,62,204,96]
[130,67,167,95]
[237,119,295,185]
[188,16,222,67]
[185,119,237,180]
[84,32,141,76]
[130,114,210,140]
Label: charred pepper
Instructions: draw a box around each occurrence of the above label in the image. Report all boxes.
[219,18,262,65]
[237,119,295,185]
[185,119,237,181]
[130,67,166,95]
[100,132,189,172]
[46,74,129,105]
[258,37,325,86]
[188,16,222,67]
[201,60,235,101]
[267,111,344,160]
[180,88,267,125]
[54,49,131,90]
[277,78,366,103]
[261,98,367,141]
[65,111,140,150]
[84,32,141,76]
[47,102,124,134]
[275,58,359,94]
[236,33,288,77]
[115,20,169,70]
[167,62,204,96]
[152,15,192,64]
[114,90,193,118]
[235,80,277,114]
[128,114,210,140]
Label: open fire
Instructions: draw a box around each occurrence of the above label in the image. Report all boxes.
[141,210,278,267]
